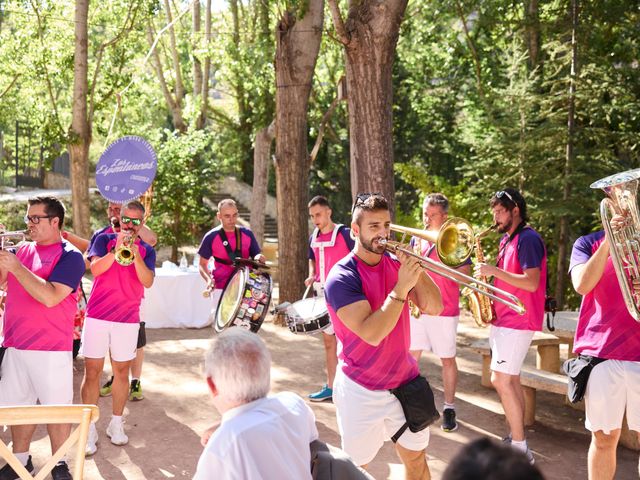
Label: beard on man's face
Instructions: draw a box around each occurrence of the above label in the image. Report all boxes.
[359,234,386,254]
[496,216,513,234]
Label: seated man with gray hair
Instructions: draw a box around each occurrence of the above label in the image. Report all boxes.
[194,329,318,480]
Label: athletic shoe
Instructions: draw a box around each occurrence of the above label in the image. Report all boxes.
[51,462,73,480]
[129,379,144,401]
[99,376,114,397]
[0,456,34,480]
[85,423,98,456]
[502,434,512,444]
[525,448,535,465]
[441,408,458,432]
[106,420,129,446]
[308,384,333,402]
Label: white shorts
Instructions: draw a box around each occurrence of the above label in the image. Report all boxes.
[313,282,334,335]
[0,348,73,406]
[333,367,430,466]
[584,360,640,434]
[409,314,458,358]
[489,325,535,375]
[80,317,140,362]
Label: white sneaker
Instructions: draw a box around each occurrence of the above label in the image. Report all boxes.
[85,423,98,456]
[106,420,128,446]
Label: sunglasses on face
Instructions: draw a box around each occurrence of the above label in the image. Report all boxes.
[120,216,142,226]
[352,192,382,214]
[495,190,516,205]
[24,215,52,224]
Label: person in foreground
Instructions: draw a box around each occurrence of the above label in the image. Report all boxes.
[194,328,318,480]
[324,193,443,480]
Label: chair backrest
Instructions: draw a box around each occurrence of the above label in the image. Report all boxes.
[0,404,99,480]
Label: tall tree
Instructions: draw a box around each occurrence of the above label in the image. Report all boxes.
[328,0,408,210]
[274,0,324,302]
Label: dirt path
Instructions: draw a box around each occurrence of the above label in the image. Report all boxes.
[3,313,638,479]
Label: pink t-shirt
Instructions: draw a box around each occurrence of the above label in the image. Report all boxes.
[307,225,355,284]
[3,241,85,351]
[86,234,156,324]
[569,231,640,360]
[412,239,467,316]
[324,252,419,390]
[493,226,547,331]
[198,226,261,289]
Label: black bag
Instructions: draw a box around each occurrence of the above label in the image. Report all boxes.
[562,355,607,403]
[544,296,557,331]
[0,346,5,380]
[389,375,440,442]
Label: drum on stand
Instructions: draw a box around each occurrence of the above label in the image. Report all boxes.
[285,297,331,334]
[214,263,273,334]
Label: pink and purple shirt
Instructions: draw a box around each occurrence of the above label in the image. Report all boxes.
[324,252,419,390]
[569,231,640,361]
[86,233,156,324]
[493,226,547,331]
[411,238,469,317]
[2,241,85,351]
[87,225,115,253]
[307,225,355,285]
[198,226,261,289]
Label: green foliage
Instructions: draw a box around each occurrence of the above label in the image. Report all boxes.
[145,128,219,255]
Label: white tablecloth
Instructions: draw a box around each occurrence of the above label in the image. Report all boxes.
[141,267,212,328]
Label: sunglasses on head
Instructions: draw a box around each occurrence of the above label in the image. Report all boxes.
[120,215,142,226]
[352,192,382,214]
[495,190,516,205]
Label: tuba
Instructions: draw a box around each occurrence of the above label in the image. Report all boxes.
[386,222,525,315]
[591,169,640,322]
[463,225,497,327]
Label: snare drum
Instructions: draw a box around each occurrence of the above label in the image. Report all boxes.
[285,297,331,334]
[214,266,273,334]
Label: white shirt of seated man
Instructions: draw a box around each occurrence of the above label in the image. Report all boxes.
[194,328,318,480]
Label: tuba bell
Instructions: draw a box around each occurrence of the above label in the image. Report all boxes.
[591,168,640,322]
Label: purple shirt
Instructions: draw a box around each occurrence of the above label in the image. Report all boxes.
[198,226,261,289]
[86,233,156,323]
[3,241,85,351]
[493,227,547,331]
[324,252,419,390]
[87,225,115,253]
[569,231,640,360]
[307,225,355,284]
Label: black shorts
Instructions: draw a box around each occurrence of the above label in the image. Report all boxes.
[137,322,147,349]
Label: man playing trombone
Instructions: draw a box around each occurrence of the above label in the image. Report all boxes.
[80,200,156,454]
[409,193,471,433]
[324,193,442,479]
[475,188,546,464]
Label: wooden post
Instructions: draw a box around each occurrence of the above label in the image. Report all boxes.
[522,386,536,426]
[536,344,560,372]
[481,354,492,388]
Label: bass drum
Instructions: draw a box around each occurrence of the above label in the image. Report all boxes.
[214,266,272,334]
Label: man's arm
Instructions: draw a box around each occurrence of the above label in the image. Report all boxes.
[131,243,155,288]
[199,256,213,285]
[476,264,541,293]
[62,230,90,252]
[571,238,609,296]
[304,259,316,286]
[0,251,73,307]
[138,225,158,247]
[408,271,443,316]
[334,252,424,346]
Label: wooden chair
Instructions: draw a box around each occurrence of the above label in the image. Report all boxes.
[0,405,99,480]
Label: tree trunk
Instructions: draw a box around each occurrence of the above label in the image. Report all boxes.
[524,0,541,72]
[555,0,579,308]
[192,0,203,103]
[251,121,275,247]
[68,0,91,239]
[197,0,212,130]
[328,0,408,214]
[274,1,323,303]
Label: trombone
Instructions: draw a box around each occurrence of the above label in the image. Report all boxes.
[0,230,27,250]
[382,220,525,315]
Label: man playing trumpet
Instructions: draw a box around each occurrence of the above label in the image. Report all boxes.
[80,200,156,454]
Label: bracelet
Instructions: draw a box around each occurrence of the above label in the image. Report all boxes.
[388,292,406,303]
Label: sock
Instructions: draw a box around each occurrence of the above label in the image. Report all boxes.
[111,415,123,425]
[511,439,528,453]
[131,377,139,382]
[443,402,455,411]
[14,452,29,466]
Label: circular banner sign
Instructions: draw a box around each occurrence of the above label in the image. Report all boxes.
[96,136,157,203]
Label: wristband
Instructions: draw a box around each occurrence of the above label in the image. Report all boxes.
[388,292,406,303]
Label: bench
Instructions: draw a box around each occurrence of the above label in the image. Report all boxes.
[469,333,564,387]
[520,367,568,426]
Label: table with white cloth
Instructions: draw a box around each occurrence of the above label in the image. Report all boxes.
[141,267,213,328]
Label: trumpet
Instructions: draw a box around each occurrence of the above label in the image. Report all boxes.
[0,230,27,250]
[114,235,135,266]
[383,222,525,315]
